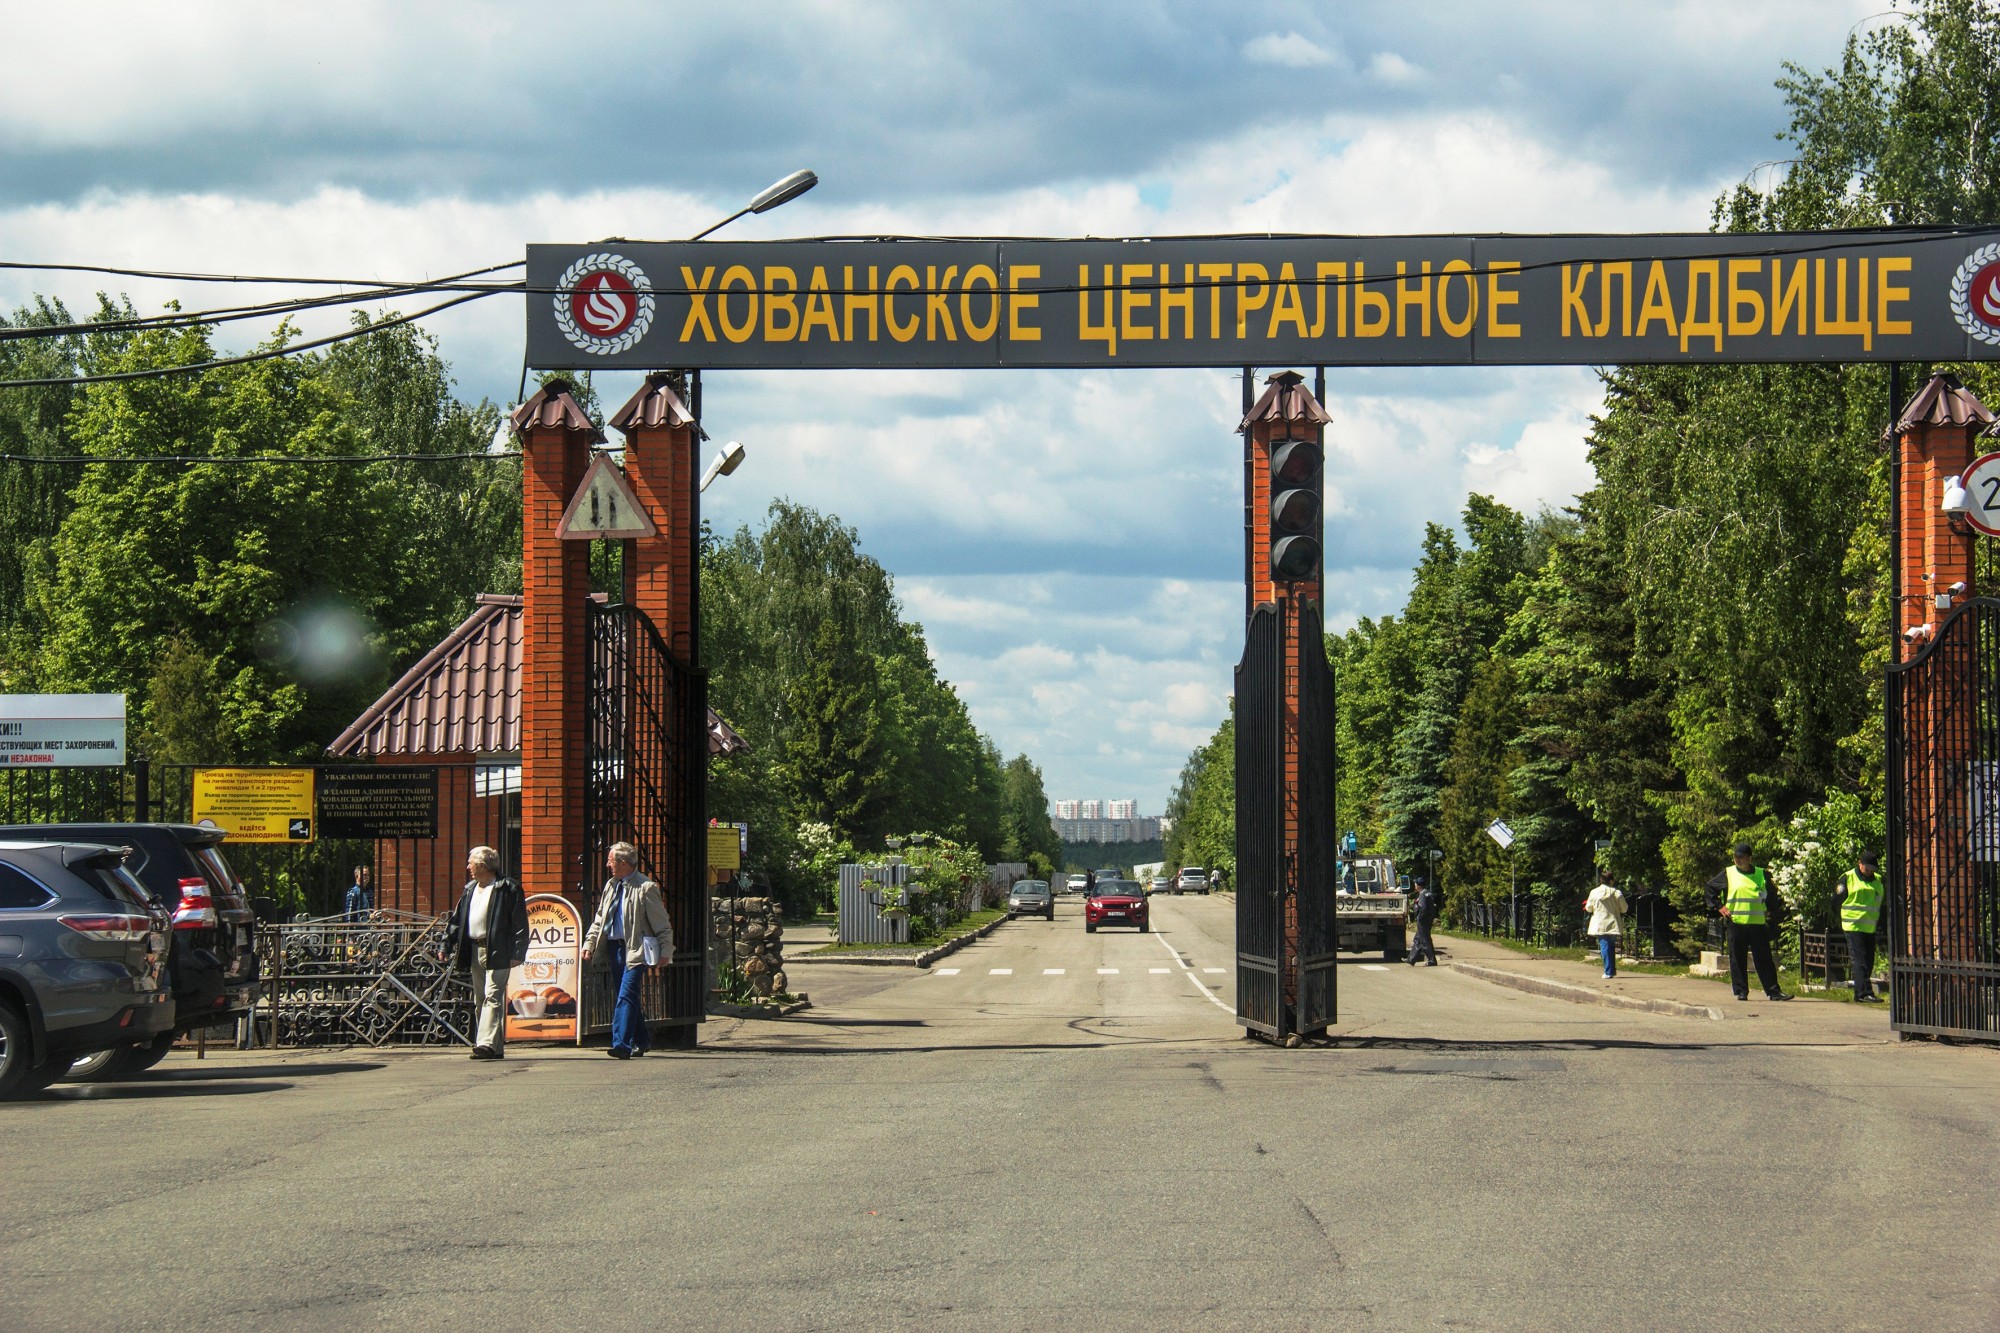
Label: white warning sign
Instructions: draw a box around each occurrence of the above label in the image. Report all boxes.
[557,454,657,540]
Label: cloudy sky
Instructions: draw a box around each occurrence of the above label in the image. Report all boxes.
[0,0,1881,812]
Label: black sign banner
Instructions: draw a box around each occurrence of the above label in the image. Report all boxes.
[317,766,439,840]
[526,231,2000,371]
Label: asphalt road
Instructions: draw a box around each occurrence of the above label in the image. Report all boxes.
[3,894,1996,1331]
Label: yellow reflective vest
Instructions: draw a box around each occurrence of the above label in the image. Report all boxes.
[1724,866,1769,925]
[1839,870,1883,934]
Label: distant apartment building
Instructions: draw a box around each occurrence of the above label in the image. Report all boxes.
[1105,799,1135,820]
[1079,800,1102,819]
[1053,799,1080,820]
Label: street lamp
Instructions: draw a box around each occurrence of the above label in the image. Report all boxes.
[700,440,746,493]
[690,169,819,241]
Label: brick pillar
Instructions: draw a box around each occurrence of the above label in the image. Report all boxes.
[514,381,603,900]
[1895,397,1978,643]
[610,373,699,660]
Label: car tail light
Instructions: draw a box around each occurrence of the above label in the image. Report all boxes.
[60,913,154,941]
[172,877,219,930]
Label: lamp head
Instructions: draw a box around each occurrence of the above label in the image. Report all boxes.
[749,169,817,214]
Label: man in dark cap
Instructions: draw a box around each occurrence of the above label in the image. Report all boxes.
[1704,841,1790,1002]
[1406,877,1441,966]
[1833,850,1885,1003]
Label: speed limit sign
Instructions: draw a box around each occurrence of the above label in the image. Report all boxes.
[1963,452,2000,538]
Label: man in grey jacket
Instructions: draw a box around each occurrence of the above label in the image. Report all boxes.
[583,842,673,1059]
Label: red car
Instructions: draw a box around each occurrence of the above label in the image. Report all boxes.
[1084,880,1149,933]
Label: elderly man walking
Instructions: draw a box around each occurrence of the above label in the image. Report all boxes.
[444,846,529,1059]
[584,842,673,1060]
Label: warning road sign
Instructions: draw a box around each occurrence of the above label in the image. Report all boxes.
[557,453,656,540]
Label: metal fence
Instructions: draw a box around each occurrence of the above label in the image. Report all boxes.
[1887,597,2000,1041]
[837,862,910,945]
[252,912,472,1047]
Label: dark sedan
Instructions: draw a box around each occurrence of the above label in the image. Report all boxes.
[1084,879,1149,933]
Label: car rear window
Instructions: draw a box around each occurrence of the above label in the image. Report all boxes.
[0,862,56,910]
[89,864,155,908]
[195,844,243,892]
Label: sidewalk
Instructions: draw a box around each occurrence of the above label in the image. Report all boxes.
[1432,931,1898,1038]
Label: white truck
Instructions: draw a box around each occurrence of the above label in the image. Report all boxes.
[1335,855,1408,960]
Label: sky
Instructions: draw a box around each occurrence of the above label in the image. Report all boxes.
[0,0,1886,813]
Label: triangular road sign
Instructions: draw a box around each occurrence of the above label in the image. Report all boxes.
[557,453,656,540]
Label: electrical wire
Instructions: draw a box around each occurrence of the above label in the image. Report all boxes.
[0,256,522,288]
[0,450,521,466]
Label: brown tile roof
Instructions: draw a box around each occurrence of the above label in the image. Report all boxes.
[1239,370,1332,432]
[609,372,695,433]
[329,595,747,759]
[510,379,605,441]
[1896,374,1995,434]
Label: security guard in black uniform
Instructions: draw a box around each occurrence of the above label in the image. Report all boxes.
[1833,851,1885,1002]
[1704,841,1791,1002]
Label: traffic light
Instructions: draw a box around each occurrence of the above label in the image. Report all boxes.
[1269,437,1322,582]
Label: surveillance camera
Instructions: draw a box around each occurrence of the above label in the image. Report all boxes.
[1904,624,1934,643]
[1943,478,1971,514]
[1949,581,1969,596]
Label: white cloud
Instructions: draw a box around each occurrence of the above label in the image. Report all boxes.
[1366,52,1427,86]
[1243,31,1340,68]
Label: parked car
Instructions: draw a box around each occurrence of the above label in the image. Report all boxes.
[0,840,173,1098]
[1007,880,1055,920]
[1150,875,1173,895]
[1084,879,1149,933]
[0,823,259,1080]
[1177,866,1209,894]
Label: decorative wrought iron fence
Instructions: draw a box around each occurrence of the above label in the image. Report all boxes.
[253,912,472,1047]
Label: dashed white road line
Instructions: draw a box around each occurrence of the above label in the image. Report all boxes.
[934,968,960,976]
[1043,968,1065,975]
[1149,967,1172,974]
[1359,964,1391,972]
[989,968,1013,976]
[1097,968,1119,975]
[1151,930,1236,1014]
[1202,968,1226,975]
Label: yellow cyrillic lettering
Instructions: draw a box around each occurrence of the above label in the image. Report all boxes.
[719,264,757,343]
[1878,255,1912,336]
[1120,263,1154,342]
[885,265,919,342]
[1160,263,1195,340]
[960,264,999,341]
[1310,262,1345,339]
[1007,264,1041,341]
[1726,259,1764,336]
[1486,259,1522,338]
[1198,262,1232,338]
[1815,257,1871,350]
[1079,264,1117,356]
[1770,260,1807,335]
[1438,258,1477,339]
[1595,262,1633,337]
[842,265,879,342]
[678,266,718,342]
[1561,263,1592,337]
[1235,262,1270,338]
[799,267,839,341]
[1680,259,1722,352]
[1635,262,1678,340]
[1267,262,1308,338]
[762,267,799,342]
[924,265,958,341]
[1354,262,1391,337]
[1396,261,1432,338]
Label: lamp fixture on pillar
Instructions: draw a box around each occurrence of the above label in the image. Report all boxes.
[699,441,747,493]
[689,169,819,241]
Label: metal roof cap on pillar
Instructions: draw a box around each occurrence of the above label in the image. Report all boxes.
[511,377,606,441]
[608,372,696,434]
[1896,374,1995,434]
[1239,369,1332,432]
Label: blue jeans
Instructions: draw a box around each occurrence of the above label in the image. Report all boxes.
[1597,935,1617,977]
[607,946,649,1053]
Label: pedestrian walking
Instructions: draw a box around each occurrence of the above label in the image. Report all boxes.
[1407,877,1440,966]
[583,841,673,1060]
[443,846,529,1059]
[343,865,374,920]
[1834,850,1885,1003]
[1583,870,1628,978]
[1704,841,1791,1002]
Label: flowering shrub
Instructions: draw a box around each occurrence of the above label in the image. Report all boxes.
[1768,791,1884,930]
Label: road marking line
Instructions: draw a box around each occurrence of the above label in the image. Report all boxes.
[1150,931,1235,1014]
[1359,964,1390,972]
[1098,967,1119,975]
[1043,968,1065,975]
[990,968,1013,975]
[1202,968,1226,974]
[1149,967,1172,974]
[934,968,960,975]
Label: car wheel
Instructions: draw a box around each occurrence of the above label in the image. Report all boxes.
[1139,922,1150,933]
[0,1001,55,1100]
[1045,909,1055,921]
[62,1045,131,1082]
[1086,923,1096,933]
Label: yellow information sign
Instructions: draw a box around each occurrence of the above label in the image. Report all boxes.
[192,767,316,843]
[707,824,741,871]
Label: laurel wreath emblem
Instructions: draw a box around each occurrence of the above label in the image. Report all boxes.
[554,252,655,356]
[1949,242,2000,348]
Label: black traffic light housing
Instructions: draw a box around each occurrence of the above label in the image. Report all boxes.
[1269,437,1322,582]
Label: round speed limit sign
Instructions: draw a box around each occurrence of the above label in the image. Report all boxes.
[1963,451,2000,538]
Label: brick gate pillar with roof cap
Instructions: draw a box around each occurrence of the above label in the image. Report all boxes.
[609,373,699,661]
[1895,374,1992,644]
[514,378,603,899]
[1238,370,1335,1038]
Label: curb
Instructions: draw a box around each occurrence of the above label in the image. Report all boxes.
[707,998,813,1019]
[1448,961,1724,1021]
[787,913,1018,969]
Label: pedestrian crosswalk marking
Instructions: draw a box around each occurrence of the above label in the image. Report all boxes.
[934,968,960,975]
[1043,968,1065,975]
[990,968,1013,975]
[1358,964,1390,972]
[1098,967,1119,975]
[1202,968,1226,974]
[1149,967,1171,974]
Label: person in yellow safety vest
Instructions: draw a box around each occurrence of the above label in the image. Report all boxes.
[1703,840,1792,1003]
[1833,850,1885,1003]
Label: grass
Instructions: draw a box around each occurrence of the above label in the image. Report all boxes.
[799,906,1014,955]
[1433,926,1875,1000]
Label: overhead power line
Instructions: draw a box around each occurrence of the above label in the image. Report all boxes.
[0,450,521,466]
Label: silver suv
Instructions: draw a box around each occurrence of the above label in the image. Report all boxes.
[0,841,173,1099]
[1007,880,1055,920]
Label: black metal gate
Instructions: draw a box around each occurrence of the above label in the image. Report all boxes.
[1887,597,2000,1042]
[1235,604,1282,1036]
[1294,599,1337,1033]
[583,601,707,1044]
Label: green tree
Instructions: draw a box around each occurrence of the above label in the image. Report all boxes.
[998,753,1062,868]
[778,612,889,840]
